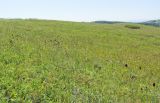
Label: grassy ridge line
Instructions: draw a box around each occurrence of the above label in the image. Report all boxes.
[0,19,160,102]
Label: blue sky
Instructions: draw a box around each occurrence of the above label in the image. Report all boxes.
[0,0,160,22]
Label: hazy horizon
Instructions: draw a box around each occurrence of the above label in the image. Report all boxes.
[0,0,160,22]
[0,17,157,22]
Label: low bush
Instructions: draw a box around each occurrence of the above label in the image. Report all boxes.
[125,25,141,29]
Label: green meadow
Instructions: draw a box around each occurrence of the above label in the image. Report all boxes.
[0,19,160,102]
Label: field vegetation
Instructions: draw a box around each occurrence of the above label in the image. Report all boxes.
[0,19,160,102]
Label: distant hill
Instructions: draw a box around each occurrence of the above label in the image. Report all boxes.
[93,20,160,27]
[140,20,160,27]
[93,21,125,24]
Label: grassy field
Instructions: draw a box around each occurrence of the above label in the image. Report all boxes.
[0,19,160,102]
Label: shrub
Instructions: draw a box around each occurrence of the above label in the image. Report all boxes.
[125,25,141,29]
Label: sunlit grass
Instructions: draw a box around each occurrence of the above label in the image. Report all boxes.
[0,19,160,102]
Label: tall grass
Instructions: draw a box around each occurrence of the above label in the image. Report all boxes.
[0,19,160,102]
